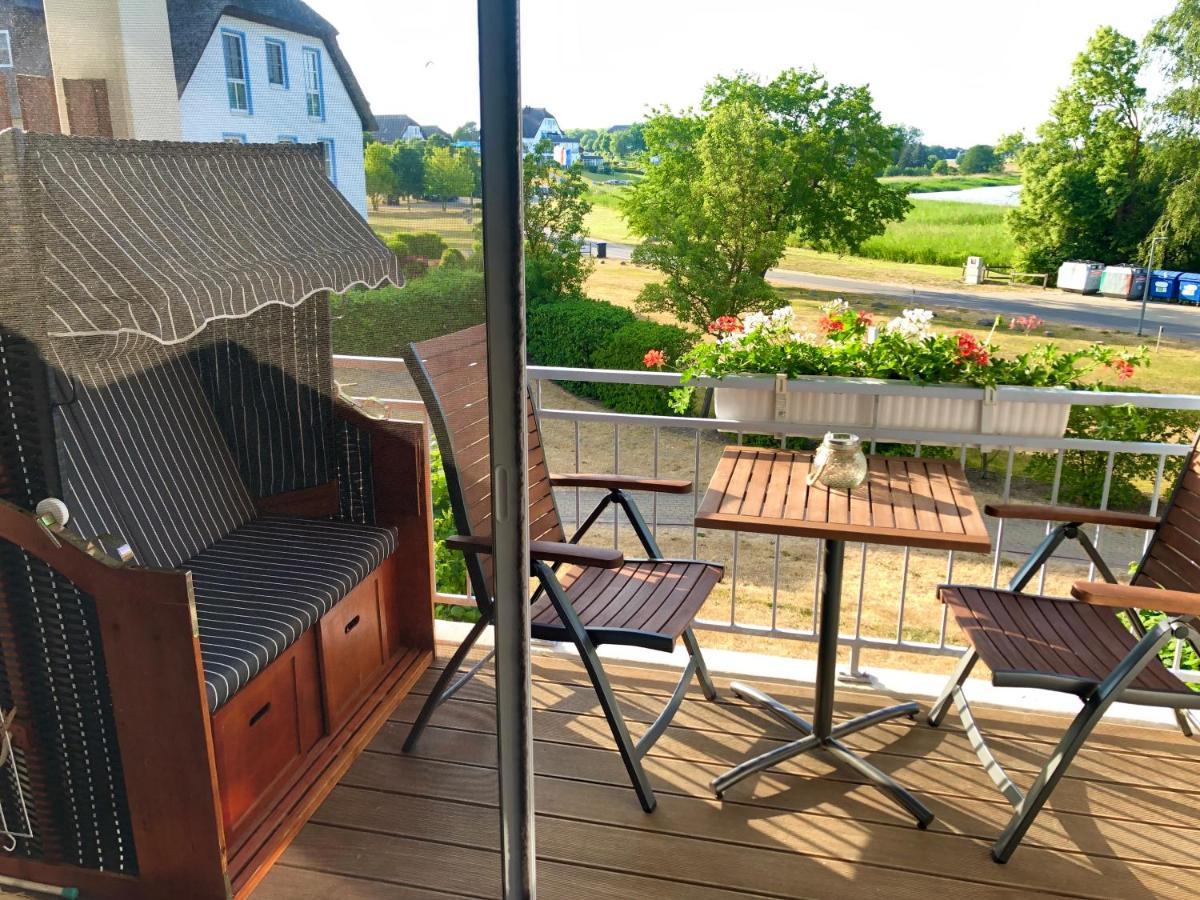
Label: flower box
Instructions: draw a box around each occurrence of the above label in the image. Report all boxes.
[713,380,1071,445]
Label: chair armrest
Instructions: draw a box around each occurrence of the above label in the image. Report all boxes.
[549,473,692,494]
[985,503,1160,530]
[335,398,419,441]
[1071,580,1200,617]
[445,534,625,569]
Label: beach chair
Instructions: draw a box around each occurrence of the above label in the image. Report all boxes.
[932,437,1200,862]
[402,324,724,812]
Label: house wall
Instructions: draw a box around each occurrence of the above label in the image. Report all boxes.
[42,0,181,140]
[179,13,367,217]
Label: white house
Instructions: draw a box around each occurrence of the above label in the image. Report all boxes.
[522,106,579,160]
[171,0,375,216]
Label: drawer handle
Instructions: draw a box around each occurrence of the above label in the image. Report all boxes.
[344,615,361,635]
[249,702,271,727]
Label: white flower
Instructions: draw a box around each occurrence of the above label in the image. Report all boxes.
[821,298,850,315]
[791,331,820,345]
[885,307,936,341]
[770,306,795,323]
[741,311,771,333]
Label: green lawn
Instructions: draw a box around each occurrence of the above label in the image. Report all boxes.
[368,201,478,252]
[854,200,1015,268]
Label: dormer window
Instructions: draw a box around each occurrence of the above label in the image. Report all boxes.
[303,47,324,120]
[0,31,12,68]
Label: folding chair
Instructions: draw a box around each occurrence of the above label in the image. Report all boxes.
[402,325,723,812]
[931,436,1200,862]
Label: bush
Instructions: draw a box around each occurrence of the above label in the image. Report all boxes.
[439,247,466,268]
[387,231,447,260]
[591,320,696,416]
[1026,399,1200,509]
[526,297,635,397]
[330,266,485,356]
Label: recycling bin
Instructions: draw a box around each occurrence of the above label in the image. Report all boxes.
[1149,270,1183,302]
[1099,265,1148,300]
[1179,273,1200,305]
[1057,260,1104,294]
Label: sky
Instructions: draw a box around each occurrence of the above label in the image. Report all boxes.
[307,0,1178,147]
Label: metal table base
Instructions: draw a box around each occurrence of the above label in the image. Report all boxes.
[711,539,934,828]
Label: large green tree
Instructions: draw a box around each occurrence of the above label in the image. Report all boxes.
[622,69,907,330]
[523,144,593,302]
[1144,0,1200,270]
[390,141,425,209]
[363,141,396,210]
[958,144,999,173]
[1008,27,1158,274]
[424,146,474,210]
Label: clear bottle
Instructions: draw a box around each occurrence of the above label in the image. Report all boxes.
[807,432,868,490]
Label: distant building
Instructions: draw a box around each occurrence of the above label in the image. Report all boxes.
[0,0,63,133]
[36,0,375,216]
[580,151,605,170]
[374,114,450,144]
[522,105,579,160]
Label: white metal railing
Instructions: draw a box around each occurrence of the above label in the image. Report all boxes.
[333,354,1200,682]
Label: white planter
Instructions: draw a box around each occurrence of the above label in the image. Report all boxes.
[713,380,1070,446]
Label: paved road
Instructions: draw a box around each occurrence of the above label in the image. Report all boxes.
[594,241,1200,343]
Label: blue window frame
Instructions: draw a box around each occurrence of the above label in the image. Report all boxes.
[318,138,336,184]
[0,31,12,69]
[302,47,325,120]
[264,38,288,88]
[222,133,247,143]
[221,29,251,113]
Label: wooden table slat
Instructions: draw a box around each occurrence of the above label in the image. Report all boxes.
[695,448,991,554]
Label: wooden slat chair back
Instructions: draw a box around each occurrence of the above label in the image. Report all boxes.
[931,434,1200,864]
[1133,445,1200,594]
[403,323,724,811]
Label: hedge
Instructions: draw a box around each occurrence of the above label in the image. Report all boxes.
[526,298,636,397]
[387,231,448,260]
[590,319,695,416]
[330,266,485,357]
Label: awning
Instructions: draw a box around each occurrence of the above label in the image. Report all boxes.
[0,129,402,353]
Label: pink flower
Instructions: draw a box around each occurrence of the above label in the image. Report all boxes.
[643,349,666,369]
[856,311,874,327]
[818,314,845,334]
[707,315,743,335]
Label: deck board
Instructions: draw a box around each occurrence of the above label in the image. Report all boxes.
[254,644,1198,899]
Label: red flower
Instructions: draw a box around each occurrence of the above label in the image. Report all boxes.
[707,315,742,335]
[1111,359,1135,381]
[857,311,874,327]
[818,314,845,333]
[643,349,666,369]
[954,331,990,365]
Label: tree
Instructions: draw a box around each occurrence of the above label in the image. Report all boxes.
[995,131,1026,164]
[1008,27,1157,274]
[390,141,425,208]
[622,69,908,330]
[958,144,998,173]
[452,121,479,142]
[931,159,951,175]
[523,143,593,302]
[424,147,474,210]
[1143,0,1200,270]
[363,141,396,210]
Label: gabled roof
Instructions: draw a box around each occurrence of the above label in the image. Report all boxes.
[373,114,419,142]
[165,0,377,131]
[522,106,555,139]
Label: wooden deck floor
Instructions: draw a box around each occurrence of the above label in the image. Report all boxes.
[252,644,1197,900]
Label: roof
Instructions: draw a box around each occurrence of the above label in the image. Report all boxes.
[522,106,555,139]
[165,1,377,131]
[373,114,419,142]
[0,131,401,355]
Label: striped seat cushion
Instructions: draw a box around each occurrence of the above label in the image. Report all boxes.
[186,516,398,711]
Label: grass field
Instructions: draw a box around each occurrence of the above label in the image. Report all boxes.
[853,200,1015,268]
[368,201,479,252]
[879,173,1021,194]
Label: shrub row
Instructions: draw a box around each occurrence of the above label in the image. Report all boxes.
[527,296,695,416]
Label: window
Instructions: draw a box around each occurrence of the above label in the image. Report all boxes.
[222,30,251,113]
[303,48,324,120]
[265,38,287,87]
[0,31,11,68]
[318,138,336,184]
[222,133,247,143]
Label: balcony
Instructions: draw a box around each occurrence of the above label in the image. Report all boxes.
[254,636,1192,899]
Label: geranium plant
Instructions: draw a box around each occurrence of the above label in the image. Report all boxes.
[666,300,1147,391]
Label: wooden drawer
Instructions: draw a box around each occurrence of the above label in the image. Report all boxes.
[318,567,388,727]
[212,630,322,839]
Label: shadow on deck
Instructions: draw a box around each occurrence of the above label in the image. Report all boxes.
[253,643,1195,899]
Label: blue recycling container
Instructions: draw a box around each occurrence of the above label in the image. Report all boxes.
[1180,273,1200,305]
[1150,270,1183,301]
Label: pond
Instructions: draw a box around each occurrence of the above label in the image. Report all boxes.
[910,184,1022,206]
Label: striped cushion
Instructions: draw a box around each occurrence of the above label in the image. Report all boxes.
[186,516,397,711]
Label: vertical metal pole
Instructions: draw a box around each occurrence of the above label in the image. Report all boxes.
[476,0,535,896]
[1137,236,1161,337]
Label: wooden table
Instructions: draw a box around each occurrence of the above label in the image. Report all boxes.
[696,446,992,826]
